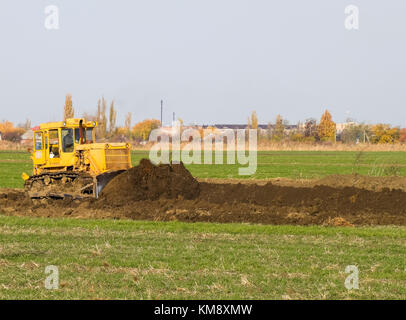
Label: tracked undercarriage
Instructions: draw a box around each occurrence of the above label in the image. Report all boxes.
[24,172,95,199]
[24,170,126,199]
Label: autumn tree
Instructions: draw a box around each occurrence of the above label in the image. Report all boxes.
[0,121,25,142]
[132,119,161,141]
[318,110,336,142]
[288,121,304,142]
[304,118,318,140]
[289,122,304,142]
[63,93,74,120]
[272,114,285,141]
[124,112,132,137]
[0,121,14,134]
[399,128,406,143]
[96,97,107,139]
[109,100,117,136]
[250,111,258,129]
[266,122,272,140]
[96,99,101,137]
[370,124,399,144]
[289,131,305,142]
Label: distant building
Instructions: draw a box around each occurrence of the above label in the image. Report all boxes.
[206,124,297,136]
[21,129,33,145]
[336,122,357,134]
[153,123,302,140]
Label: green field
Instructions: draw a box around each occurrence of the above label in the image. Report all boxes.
[1,150,406,299]
[2,150,406,188]
[0,215,405,299]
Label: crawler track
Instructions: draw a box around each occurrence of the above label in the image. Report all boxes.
[24,172,94,199]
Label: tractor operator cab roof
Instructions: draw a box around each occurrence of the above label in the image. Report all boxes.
[33,118,97,131]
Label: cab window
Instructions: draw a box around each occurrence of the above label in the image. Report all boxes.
[74,128,85,144]
[86,128,94,143]
[34,132,43,150]
[49,129,60,158]
[62,128,74,153]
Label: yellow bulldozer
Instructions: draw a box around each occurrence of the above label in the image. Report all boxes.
[22,118,132,199]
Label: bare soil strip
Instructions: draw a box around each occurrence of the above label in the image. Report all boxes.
[2,159,406,226]
[199,174,406,192]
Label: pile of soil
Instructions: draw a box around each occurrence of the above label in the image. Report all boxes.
[99,159,200,205]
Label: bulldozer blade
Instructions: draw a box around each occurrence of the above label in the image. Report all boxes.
[95,170,125,198]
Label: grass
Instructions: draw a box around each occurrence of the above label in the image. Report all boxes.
[0,215,405,300]
[1,150,405,299]
[2,150,406,188]
[0,151,32,188]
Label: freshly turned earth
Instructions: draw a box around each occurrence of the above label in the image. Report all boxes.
[2,159,406,226]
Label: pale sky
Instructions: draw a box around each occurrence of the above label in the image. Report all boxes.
[0,0,405,127]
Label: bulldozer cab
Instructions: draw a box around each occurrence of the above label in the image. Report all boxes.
[31,119,96,173]
[26,118,131,199]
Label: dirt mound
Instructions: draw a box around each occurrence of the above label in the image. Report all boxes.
[99,159,200,205]
[0,189,33,215]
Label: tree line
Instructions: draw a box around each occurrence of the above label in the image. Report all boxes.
[65,93,159,142]
[1,94,405,145]
[247,109,406,144]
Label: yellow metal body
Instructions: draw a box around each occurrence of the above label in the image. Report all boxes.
[28,118,131,177]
